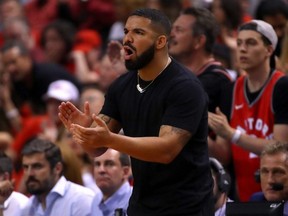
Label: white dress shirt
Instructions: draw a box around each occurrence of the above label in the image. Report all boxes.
[91,181,132,216]
[21,176,95,216]
[2,191,29,216]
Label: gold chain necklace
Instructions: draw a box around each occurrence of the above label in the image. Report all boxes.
[136,57,171,93]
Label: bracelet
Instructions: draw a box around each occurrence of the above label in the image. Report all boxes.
[231,129,242,144]
[5,108,19,119]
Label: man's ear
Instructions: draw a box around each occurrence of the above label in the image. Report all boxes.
[266,45,274,57]
[156,35,168,49]
[122,166,132,179]
[54,162,63,175]
[194,34,206,50]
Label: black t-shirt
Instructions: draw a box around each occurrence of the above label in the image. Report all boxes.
[219,71,288,124]
[101,59,213,216]
[197,62,232,113]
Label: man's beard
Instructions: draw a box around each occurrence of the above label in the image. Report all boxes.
[26,177,53,195]
[125,43,155,70]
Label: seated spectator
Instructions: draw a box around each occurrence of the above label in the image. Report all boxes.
[250,142,288,204]
[40,20,76,74]
[0,0,28,50]
[2,17,45,62]
[0,40,81,133]
[11,80,80,192]
[21,138,95,216]
[210,157,232,216]
[79,83,105,116]
[91,149,132,216]
[0,0,24,31]
[255,0,288,57]
[0,151,29,216]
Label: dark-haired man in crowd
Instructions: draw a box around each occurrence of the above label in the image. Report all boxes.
[209,20,288,201]
[21,138,94,216]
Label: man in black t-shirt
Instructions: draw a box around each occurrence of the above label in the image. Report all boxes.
[59,8,213,216]
[169,7,232,113]
[0,40,81,133]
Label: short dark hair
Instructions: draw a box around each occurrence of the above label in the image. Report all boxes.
[238,22,271,46]
[129,8,172,37]
[182,7,219,53]
[238,22,276,68]
[0,152,13,175]
[21,138,63,169]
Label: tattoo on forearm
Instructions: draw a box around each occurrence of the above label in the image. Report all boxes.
[171,127,187,134]
[98,114,112,124]
[160,125,191,143]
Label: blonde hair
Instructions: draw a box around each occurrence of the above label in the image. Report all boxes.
[261,142,288,165]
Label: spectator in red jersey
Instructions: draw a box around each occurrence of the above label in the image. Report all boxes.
[208,20,288,201]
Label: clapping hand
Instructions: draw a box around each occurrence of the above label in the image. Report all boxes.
[58,101,93,132]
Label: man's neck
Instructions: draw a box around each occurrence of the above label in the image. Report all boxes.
[246,62,271,92]
[138,54,170,80]
[178,51,214,76]
[102,181,128,202]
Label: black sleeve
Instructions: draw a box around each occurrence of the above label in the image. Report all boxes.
[199,72,232,113]
[219,81,234,121]
[273,76,288,124]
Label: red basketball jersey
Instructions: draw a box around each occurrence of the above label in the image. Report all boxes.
[230,70,284,201]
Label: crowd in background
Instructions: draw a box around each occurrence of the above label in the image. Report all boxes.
[1,0,288,215]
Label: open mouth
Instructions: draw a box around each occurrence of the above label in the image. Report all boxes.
[123,45,135,60]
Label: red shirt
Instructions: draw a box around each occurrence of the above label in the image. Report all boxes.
[230,70,284,201]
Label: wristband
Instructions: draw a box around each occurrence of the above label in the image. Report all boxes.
[5,108,19,119]
[231,129,242,144]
